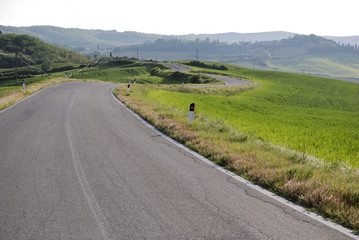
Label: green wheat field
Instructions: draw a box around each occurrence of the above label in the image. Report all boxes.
[147,62,359,167]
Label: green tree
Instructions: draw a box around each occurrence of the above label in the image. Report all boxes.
[190,74,201,83]
[41,60,51,72]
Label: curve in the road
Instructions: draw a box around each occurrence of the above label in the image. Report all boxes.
[112,84,358,240]
[0,82,357,239]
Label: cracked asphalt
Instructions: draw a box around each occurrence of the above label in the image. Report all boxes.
[0,82,355,239]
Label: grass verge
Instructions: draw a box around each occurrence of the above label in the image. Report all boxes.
[114,84,359,233]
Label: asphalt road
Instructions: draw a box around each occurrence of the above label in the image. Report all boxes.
[0,82,356,239]
[163,62,190,73]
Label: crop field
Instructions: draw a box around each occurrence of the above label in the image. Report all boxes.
[265,53,359,78]
[148,90,358,166]
[145,62,359,167]
[115,61,359,230]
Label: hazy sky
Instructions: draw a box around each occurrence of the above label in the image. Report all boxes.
[1,0,358,36]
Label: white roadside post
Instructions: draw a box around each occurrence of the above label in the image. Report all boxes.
[127,83,130,94]
[188,103,195,122]
[22,79,25,90]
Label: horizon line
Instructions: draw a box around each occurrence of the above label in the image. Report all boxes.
[1,24,359,37]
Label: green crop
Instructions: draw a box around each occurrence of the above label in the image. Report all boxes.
[145,63,359,167]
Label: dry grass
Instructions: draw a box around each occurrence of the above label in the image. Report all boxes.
[0,78,67,110]
[115,85,359,233]
[0,91,25,110]
[0,78,101,111]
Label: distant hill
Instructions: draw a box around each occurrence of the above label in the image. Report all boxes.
[0,25,296,51]
[2,26,359,80]
[115,34,356,59]
[325,36,359,46]
[168,31,297,43]
[2,25,359,52]
[0,25,165,51]
[113,34,359,79]
[0,33,88,68]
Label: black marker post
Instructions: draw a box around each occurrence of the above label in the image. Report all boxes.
[188,103,195,122]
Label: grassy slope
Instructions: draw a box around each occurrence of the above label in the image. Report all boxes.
[71,62,221,85]
[114,62,359,231]
[0,34,88,67]
[75,63,164,83]
[265,53,359,78]
[150,63,359,166]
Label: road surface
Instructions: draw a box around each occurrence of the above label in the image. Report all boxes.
[0,82,356,239]
[163,62,190,73]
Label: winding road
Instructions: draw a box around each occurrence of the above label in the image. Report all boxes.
[0,82,356,239]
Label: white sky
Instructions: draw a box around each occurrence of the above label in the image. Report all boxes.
[0,0,358,36]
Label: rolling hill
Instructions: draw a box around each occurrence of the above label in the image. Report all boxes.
[113,34,359,80]
[2,26,359,81]
[0,25,164,51]
[0,25,296,51]
[0,33,88,68]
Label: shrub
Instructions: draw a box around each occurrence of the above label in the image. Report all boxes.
[186,60,228,70]
[150,67,161,76]
[171,71,185,79]
[190,74,201,83]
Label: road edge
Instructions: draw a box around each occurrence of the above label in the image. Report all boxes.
[0,85,52,115]
[111,88,358,240]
